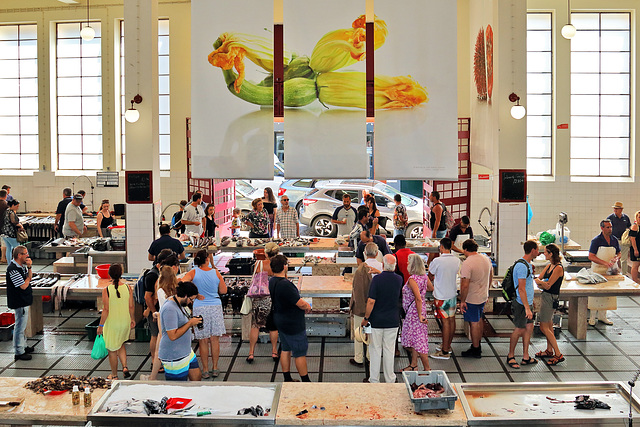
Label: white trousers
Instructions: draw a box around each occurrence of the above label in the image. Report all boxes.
[369,327,397,383]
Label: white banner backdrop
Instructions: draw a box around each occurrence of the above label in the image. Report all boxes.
[283,0,368,179]
[190,0,273,179]
[373,0,458,180]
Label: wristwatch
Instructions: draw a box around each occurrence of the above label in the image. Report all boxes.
[363,317,369,321]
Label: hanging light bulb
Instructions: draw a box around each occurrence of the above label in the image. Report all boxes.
[125,94,143,123]
[562,0,576,39]
[509,92,526,120]
[80,0,94,41]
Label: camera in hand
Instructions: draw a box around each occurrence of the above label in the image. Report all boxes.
[195,315,204,330]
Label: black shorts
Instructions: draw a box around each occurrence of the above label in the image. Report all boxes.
[512,300,534,329]
[147,313,159,337]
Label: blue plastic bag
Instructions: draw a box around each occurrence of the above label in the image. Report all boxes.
[91,334,108,359]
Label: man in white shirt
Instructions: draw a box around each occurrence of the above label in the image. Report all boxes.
[62,194,87,238]
[363,242,383,275]
[182,193,205,235]
[428,238,461,360]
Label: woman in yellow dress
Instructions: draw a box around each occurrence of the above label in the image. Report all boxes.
[97,264,135,379]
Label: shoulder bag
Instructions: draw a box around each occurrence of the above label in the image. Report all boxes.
[247,261,270,298]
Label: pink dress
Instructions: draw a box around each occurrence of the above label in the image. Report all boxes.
[401,274,429,354]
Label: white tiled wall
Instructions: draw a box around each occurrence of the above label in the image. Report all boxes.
[125,204,155,274]
[494,202,527,275]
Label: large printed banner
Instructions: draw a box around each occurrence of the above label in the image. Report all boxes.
[373,0,458,180]
[190,0,274,179]
[283,0,368,179]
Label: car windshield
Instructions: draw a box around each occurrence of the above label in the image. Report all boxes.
[236,180,256,196]
[374,183,416,206]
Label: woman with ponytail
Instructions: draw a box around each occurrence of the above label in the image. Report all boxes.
[97,263,135,379]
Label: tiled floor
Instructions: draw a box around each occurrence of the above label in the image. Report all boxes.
[1,259,640,384]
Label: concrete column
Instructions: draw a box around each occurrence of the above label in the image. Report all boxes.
[124,0,160,274]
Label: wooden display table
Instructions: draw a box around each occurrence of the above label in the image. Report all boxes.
[276,382,466,426]
[298,275,352,311]
[288,257,358,276]
[0,377,108,426]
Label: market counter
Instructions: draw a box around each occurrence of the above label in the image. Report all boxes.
[276,382,466,426]
[0,377,108,426]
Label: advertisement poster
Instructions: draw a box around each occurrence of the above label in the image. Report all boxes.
[191,0,274,179]
[373,0,458,180]
[283,0,369,179]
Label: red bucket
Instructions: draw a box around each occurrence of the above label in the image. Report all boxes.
[95,264,111,279]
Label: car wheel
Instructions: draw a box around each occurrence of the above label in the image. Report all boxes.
[311,215,336,237]
[406,223,423,239]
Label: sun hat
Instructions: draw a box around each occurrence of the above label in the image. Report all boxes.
[354,325,370,345]
[612,201,624,209]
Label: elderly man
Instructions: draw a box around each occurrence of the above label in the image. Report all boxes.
[459,239,493,358]
[506,240,539,369]
[356,230,390,265]
[588,219,621,326]
[362,254,403,383]
[429,238,461,360]
[607,202,631,274]
[54,187,73,238]
[276,195,299,239]
[6,246,35,361]
[349,243,379,367]
[62,194,87,238]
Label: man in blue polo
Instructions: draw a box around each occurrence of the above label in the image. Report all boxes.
[6,246,35,361]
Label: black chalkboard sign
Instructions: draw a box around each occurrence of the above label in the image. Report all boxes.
[125,171,153,204]
[499,169,526,202]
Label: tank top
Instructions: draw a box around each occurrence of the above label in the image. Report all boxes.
[100,213,114,228]
[192,267,221,307]
[542,264,563,295]
[430,202,447,231]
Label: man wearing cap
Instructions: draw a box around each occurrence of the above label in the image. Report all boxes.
[62,194,87,238]
[607,202,631,274]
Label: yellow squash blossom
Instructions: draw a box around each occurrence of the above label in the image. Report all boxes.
[208,32,289,93]
[309,15,388,73]
[317,72,428,109]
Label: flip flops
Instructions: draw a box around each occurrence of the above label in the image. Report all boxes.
[402,365,418,371]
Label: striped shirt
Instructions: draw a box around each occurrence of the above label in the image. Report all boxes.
[8,260,26,288]
[276,207,299,239]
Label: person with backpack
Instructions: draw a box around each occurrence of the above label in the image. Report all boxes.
[506,240,540,369]
[459,239,493,358]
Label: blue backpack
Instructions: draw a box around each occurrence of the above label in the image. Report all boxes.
[134,269,150,306]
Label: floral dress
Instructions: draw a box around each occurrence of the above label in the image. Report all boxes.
[246,209,270,236]
[401,274,429,354]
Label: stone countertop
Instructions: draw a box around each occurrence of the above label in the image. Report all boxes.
[275,382,467,426]
[0,377,108,425]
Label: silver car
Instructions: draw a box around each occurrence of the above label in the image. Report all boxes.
[278,179,321,216]
[300,180,424,238]
[235,179,261,214]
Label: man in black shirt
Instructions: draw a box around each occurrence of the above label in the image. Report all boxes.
[148,224,186,263]
[54,187,73,238]
[6,245,35,361]
[356,230,390,264]
[449,216,474,254]
[269,254,311,382]
[144,248,174,369]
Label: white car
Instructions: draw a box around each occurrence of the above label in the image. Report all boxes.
[300,180,424,238]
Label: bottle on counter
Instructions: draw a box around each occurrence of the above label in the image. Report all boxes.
[71,385,80,406]
[84,387,92,407]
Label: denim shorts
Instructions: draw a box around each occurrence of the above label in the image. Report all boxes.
[463,302,485,323]
[279,330,308,358]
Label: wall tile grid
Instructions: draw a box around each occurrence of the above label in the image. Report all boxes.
[126,204,155,274]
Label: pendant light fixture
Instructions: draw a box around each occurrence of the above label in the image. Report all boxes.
[80,0,95,41]
[125,94,143,123]
[561,0,576,39]
[509,92,526,120]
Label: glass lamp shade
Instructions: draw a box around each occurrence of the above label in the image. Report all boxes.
[561,24,576,39]
[80,26,95,41]
[511,104,526,120]
[124,108,140,123]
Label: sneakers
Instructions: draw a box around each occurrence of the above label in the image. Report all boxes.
[430,350,451,360]
[24,346,35,354]
[461,345,482,359]
[14,353,32,361]
[434,344,442,352]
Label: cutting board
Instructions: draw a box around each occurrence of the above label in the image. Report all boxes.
[566,274,626,282]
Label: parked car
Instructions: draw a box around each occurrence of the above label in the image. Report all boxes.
[300,180,424,238]
[243,156,286,198]
[235,179,261,214]
[278,179,321,216]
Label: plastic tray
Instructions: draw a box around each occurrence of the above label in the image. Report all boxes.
[402,370,458,412]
